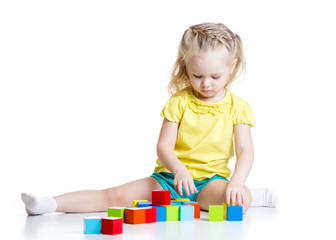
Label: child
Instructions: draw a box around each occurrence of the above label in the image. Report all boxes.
[22,22,278,216]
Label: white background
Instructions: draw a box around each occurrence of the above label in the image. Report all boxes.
[1,0,336,232]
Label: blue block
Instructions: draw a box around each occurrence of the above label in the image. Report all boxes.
[227,205,243,221]
[138,201,152,207]
[84,217,101,234]
[171,202,182,205]
[152,206,167,222]
[179,205,194,221]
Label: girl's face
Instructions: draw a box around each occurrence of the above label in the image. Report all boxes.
[186,47,237,102]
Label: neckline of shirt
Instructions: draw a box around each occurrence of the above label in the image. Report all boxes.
[189,88,231,106]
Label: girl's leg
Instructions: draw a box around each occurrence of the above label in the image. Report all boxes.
[22,177,163,215]
[195,179,252,214]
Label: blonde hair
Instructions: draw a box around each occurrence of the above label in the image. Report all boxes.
[168,22,246,95]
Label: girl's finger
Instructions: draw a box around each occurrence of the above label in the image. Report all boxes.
[190,182,198,194]
[183,180,190,196]
[237,192,242,206]
[231,191,236,205]
[188,181,195,195]
[175,181,182,196]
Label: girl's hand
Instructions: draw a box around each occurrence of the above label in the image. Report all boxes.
[173,165,198,196]
[226,180,245,206]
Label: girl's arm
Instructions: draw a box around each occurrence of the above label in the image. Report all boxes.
[156,118,198,196]
[226,123,254,205]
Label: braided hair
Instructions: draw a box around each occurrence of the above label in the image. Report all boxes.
[168,23,246,95]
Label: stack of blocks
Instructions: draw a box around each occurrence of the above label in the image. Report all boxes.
[208,203,243,221]
[83,190,201,235]
[84,190,242,235]
[108,190,201,224]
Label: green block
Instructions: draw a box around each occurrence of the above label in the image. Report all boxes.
[165,205,180,221]
[209,205,224,221]
[108,207,126,222]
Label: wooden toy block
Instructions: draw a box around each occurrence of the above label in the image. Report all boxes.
[138,201,152,207]
[179,205,194,221]
[83,217,101,234]
[108,207,126,222]
[173,198,190,202]
[227,205,243,221]
[209,205,224,221]
[222,203,227,220]
[132,200,149,207]
[171,201,183,205]
[101,217,123,235]
[183,202,200,219]
[165,205,179,221]
[152,206,167,222]
[152,190,170,205]
[124,208,146,224]
[143,207,157,223]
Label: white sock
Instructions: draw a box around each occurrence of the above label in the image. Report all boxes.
[21,192,57,215]
[250,188,278,207]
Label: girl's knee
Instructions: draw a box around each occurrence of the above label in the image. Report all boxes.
[103,186,127,207]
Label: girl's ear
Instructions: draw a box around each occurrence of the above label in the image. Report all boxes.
[230,58,238,75]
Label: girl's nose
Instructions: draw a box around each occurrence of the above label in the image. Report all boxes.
[201,78,211,88]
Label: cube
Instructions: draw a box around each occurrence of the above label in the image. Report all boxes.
[152,190,170,205]
[183,202,200,219]
[143,207,157,223]
[179,205,194,221]
[132,200,149,207]
[138,201,152,207]
[108,207,126,222]
[83,217,101,234]
[124,208,146,224]
[101,217,123,235]
[209,205,224,221]
[165,205,179,221]
[171,201,182,206]
[152,206,167,222]
[222,203,227,220]
[227,205,243,221]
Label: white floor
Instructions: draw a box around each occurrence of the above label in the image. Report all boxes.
[10,203,334,240]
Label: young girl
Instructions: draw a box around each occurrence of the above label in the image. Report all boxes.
[22,22,278,216]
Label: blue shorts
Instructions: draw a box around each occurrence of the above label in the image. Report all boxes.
[150,172,228,202]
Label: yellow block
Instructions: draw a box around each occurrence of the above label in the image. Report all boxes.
[222,203,227,220]
[132,200,149,207]
[172,199,190,202]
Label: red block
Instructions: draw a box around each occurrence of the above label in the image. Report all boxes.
[183,202,201,219]
[143,207,157,223]
[101,217,123,235]
[152,190,170,206]
[124,208,146,224]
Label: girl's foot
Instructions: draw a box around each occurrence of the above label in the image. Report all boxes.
[21,192,57,215]
[250,188,278,207]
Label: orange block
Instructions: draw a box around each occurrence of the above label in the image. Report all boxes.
[183,202,201,219]
[124,208,146,224]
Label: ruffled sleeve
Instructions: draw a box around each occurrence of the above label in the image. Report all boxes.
[160,94,187,123]
[231,95,256,127]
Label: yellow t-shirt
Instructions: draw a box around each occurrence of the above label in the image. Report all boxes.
[154,88,256,180]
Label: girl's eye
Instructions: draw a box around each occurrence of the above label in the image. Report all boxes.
[212,76,221,80]
[193,75,202,79]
